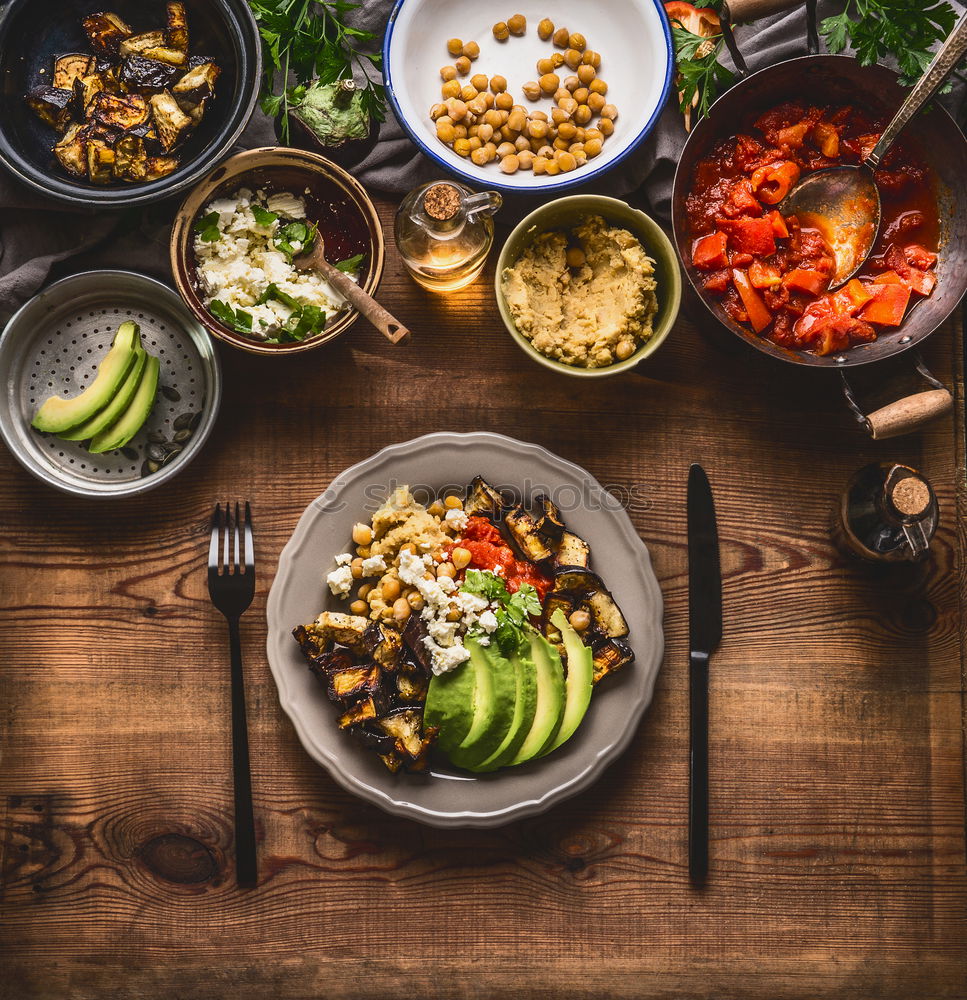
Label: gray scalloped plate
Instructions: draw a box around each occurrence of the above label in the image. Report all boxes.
[265,432,664,828]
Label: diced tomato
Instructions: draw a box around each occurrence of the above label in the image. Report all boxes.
[732,269,773,333]
[767,210,789,238]
[872,270,903,285]
[904,244,938,270]
[718,216,776,256]
[692,231,729,270]
[782,268,829,296]
[749,259,782,288]
[811,121,840,158]
[841,279,874,310]
[725,177,762,217]
[905,267,937,297]
[858,283,911,326]
[702,269,731,294]
[750,160,801,205]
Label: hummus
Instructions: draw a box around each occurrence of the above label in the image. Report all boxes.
[500,215,659,368]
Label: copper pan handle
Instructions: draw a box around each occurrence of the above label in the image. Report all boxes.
[864,389,953,440]
[725,0,804,23]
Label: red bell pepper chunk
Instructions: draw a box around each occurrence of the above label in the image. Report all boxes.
[782,268,829,296]
[767,210,789,238]
[841,279,874,311]
[750,160,801,205]
[732,268,773,333]
[858,283,911,326]
[872,270,903,285]
[692,231,729,270]
[748,259,782,288]
[718,216,776,256]
[905,267,937,297]
[903,244,938,270]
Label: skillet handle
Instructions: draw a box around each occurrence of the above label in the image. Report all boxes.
[725,0,804,22]
[864,389,953,440]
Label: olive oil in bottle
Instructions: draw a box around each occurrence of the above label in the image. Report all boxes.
[832,462,938,563]
[395,181,502,292]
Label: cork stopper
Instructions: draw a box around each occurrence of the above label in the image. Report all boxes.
[890,475,930,518]
[423,183,461,222]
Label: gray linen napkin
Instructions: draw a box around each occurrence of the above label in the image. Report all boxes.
[1,0,963,318]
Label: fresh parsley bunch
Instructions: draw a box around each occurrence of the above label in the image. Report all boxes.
[461,569,542,657]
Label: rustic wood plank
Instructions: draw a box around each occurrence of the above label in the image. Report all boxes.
[0,194,965,999]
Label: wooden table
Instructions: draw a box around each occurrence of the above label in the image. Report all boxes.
[1,192,965,999]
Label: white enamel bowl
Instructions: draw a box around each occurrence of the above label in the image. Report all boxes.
[383,0,673,194]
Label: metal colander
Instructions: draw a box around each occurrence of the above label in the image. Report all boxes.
[0,270,221,498]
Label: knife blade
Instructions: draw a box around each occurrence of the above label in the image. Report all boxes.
[687,463,722,887]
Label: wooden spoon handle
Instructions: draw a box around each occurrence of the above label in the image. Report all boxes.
[865,389,952,440]
[319,261,410,344]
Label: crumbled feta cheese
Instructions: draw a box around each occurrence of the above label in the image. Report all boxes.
[326,564,353,597]
[436,574,457,594]
[423,639,471,675]
[334,552,353,566]
[361,554,386,577]
[444,508,469,531]
[478,609,498,633]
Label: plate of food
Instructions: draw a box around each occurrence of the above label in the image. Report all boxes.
[265,431,664,828]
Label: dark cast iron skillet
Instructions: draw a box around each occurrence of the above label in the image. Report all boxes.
[671,0,967,438]
[0,0,262,208]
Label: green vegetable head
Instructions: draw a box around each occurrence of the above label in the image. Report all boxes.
[293,79,371,148]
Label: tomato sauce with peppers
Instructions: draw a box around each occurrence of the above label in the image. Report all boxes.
[686,101,939,355]
[451,516,552,602]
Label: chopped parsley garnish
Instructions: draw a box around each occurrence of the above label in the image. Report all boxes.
[273,219,318,261]
[251,204,279,227]
[194,211,221,242]
[461,569,541,656]
[209,299,252,334]
[335,252,365,273]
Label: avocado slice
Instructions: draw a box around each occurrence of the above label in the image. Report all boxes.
[58,343,147,441]
[470,643,538,772]
[32,321,139,434]
[425,656,477,754]
[88,354,160,453]
[448,639,518,770]
[538,609,594,757]
[506,632,565,766]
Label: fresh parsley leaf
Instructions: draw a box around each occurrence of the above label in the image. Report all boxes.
[194,211,221,242]
[289,304,326,340]
[669,23,734,124]
[209,300,252,334]
[335,252,365,273]
[252,204,278,227]
[509,583,542,620]
[272,220,317,261]
[461,569,509,603]
[492,620,523,657]
[256,283,301,310]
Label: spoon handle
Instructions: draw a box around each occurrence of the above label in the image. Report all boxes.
[320,261,411,344]
[867,14,967,170]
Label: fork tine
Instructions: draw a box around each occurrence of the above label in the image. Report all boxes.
[209,503,221,571]
[243,501,254,571]
[233,501,241,573]
[223,501,230,571]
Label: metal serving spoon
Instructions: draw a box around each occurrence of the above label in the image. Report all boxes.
[780,14,967,287]
[295,237,411,344]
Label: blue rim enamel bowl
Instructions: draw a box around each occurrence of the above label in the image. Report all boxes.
[383,0,673,195]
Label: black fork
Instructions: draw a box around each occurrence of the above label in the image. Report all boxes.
[207,501,257,888]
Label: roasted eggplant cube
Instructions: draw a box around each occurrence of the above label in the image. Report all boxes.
[305,648,353,688]
[504,505,554,563]
[53,54,96,91]
[72,74,106,118]
[91,92,150,131]
[25,87,74,132]
[591,637,635,685]
[166,1,189,51]
[535,494,566,541]
[86,139,116,184]
[142,45,188,67]
[554,530,590,568]
[149,90,193,150]
[464,475,508,520]
[172,61,220,105]
[113,134,148,181]
[119,30,166,58]
[396,671,429,703]
[120,55,179,94]
[327,663,383,703]
[377,707,429,760]
[53,123,88,177]
[541,591,575,640]
[82,11,133,54]
[144,155,179,180]
[363,621,404,672]
[337,696,378,729]
[402,615,433,675]
[552,566,630,639]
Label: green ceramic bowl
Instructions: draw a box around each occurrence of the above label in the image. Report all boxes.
[495,195,682,377]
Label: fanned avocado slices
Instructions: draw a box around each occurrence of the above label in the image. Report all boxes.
[58,343,147,442]
[89,354,160,453]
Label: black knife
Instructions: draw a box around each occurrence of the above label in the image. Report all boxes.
[687,463,722,887]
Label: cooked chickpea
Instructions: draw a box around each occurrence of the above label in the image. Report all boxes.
[440,65,457,82]
[441,79,461,99]
[508,13,526,35]
[497,138,514,156]
[527,119,549,140]
[537,143,554,157]
[564,75,580,93]
[550,107,570,125]
[573,126,587,142]
[538,17,554,39]
[557,121,577,141]
[482,108,503,127]
[430,102,448,120]
[551,52,565,68]
[584,136,603,157]
[490,74,507,93]
[552,26,569,47]
[495,91,514,110]
[601,103,618,120]
[615,339,636,361]
[573,104,591,124]
[470,73,488,91]
[493,20,510,40]
[455,55,471,75]
[392,597,412,622]
[537,56,556,76]
[407,591,425,611]
[477,122,494,142]
[550,87,567,103]
[500,153,520,173]
[462,40,480,59]
[522,80,541,101]
[573,149,587,166]
[577,64,596,86]
[572,87,589,105]
[481,91,495,108]
[566,245,586,268]
[533,155,548,174]
[470,144,493,165]
[539,73,560,94]
[468,96,487,115]
[382,577,401,601]
[569,609,591,631]
[400,542,418,556]
[556,150,577,172]
[564,48,582,69]
[380,605,395,620]
[517,149,535,170]
[589,78,608,96]
[507,108,526,132]
[436,122,455,143]
[350,557,364,579]
[450,547,471,570]
[544,158,561,175]
[467,135,482,151]
[352,521,372,546]
[447,37,463,55]
[514,134,530,151]
[582,49,601,68]
[460,85,477,102]
[531,109,549,121]
[453,137,471,156]
[448,99,468,120]
[598,116,614,136]
[587,92,606,114]
[552,136,569,151]
[350,599,368,616]
[446,607,463,622]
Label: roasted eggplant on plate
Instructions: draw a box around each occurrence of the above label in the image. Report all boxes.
[25,3,220,185]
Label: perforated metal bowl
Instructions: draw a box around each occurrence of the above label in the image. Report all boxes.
[0,271,222,498]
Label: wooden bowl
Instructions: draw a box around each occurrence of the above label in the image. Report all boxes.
[169,147,385,356]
